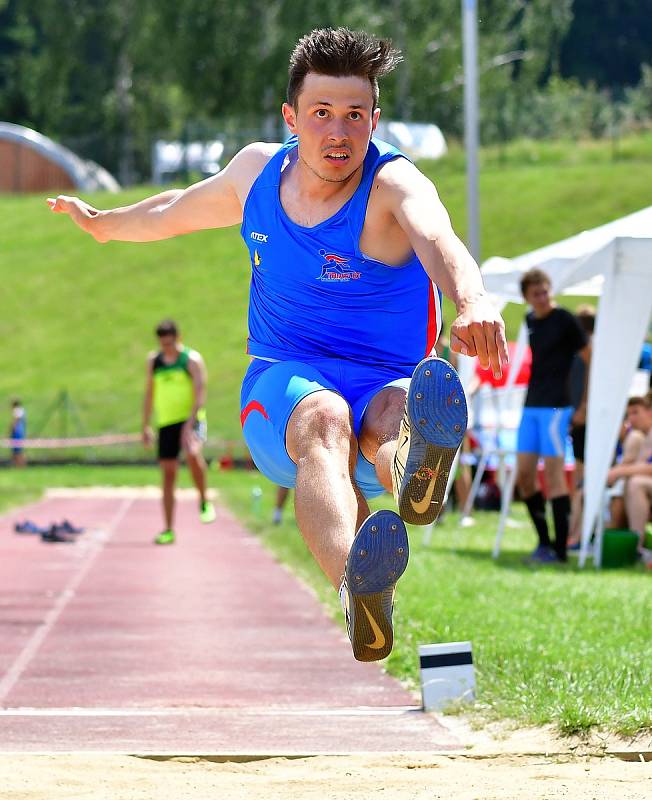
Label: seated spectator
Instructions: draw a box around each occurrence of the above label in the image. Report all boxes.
[606,414,646,529]
[607,395,652,549]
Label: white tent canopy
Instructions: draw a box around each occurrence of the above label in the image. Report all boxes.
[480,206,652,567]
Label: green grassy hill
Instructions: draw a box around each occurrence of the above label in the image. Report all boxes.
[2,138,652,449]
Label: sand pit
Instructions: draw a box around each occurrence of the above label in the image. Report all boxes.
[1,750,650,800]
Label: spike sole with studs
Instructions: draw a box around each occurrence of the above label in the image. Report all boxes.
[392,357,468,526]
[345,510,409,662]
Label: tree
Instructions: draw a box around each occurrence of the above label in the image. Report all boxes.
[560,0,652,89]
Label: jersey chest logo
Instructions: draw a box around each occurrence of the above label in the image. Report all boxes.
[316,250,361,282]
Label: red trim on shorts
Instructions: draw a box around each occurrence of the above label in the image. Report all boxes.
[425,282,438,356]
[240,400,269,427]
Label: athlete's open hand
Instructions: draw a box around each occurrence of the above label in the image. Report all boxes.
[47,195,106,241]
[181,421,202,457]
[450,295,508,379]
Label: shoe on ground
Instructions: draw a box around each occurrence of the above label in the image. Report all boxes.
[200,501,216,524]
[344,510,409,662]
[526,544,559,564]
[15,520,47,534]
[41,526,76,543]
[57,519,84,534]
[154,529,175,545]
[392,357,468,526]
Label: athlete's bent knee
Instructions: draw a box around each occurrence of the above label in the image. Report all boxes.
[289,394,354,459]
[303,397,353,445]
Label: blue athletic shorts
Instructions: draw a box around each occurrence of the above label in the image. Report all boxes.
[240,357,412,498]
[517,406,573,458]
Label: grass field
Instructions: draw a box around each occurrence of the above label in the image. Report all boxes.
[2,135,652,447]
[3,463,651,736]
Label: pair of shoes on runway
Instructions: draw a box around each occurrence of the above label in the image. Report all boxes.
[15,518,84,537]
[344,356,468,662]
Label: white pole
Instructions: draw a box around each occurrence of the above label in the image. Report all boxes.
[462,0,481,263]
[493,464,517,559]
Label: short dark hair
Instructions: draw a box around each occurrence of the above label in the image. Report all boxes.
[575,304,596,335]
[520,268,551,298]
[155,319,178,338]
[287,27,401,110]
[627,395,651,410]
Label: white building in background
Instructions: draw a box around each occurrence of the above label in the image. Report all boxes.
[374,121,447,160]
[152,140,224,184]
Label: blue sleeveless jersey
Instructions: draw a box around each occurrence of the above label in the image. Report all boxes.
[241,136,442,369]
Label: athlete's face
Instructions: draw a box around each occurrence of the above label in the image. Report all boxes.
[524,281,553,316]
[282,73,380,184]
[157,333,178,355]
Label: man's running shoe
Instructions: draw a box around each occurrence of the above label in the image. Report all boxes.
[154,529,175,545]
[41,526,75,543]
[344,510,409,662]
[200,501,216,524]
[57,519,84,534]
[392,357,468,526]
[14,520,48,534]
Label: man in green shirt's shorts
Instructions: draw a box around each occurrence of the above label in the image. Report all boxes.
[143,319,216,544]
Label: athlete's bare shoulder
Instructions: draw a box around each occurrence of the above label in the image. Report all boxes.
[145,351,157,373]
[186,348,204,366]
[362,153,452,263]
[373,156,436,199]
[225,142,281,205]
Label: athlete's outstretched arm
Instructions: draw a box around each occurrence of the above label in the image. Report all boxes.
[382,158,508,378]
[47,143,276,243]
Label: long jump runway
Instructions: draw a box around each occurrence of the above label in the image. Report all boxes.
[0,491,461,754]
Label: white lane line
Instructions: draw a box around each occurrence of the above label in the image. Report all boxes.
[0,498,133,704]
[0,705,421,717]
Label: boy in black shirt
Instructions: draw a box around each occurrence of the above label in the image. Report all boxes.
[516,269,591,562]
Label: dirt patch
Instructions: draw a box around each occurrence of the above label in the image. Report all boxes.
[1,751,650,800]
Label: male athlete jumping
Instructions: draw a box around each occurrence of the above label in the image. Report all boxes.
[48,28,507,661]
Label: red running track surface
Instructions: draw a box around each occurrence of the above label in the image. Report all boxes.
[0,493,461,754]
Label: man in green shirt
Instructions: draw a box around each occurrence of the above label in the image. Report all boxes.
[143,319,216,544]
